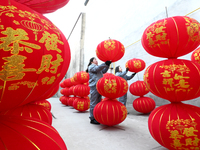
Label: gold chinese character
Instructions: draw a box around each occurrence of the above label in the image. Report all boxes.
[104,79,117,93]
[183,127,198,137]
[174,74,190,89]
[0,27,41,54]
[163,78,174,87]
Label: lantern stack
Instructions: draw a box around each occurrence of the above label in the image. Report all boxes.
[0,0,70,149]
[142,16,200,150]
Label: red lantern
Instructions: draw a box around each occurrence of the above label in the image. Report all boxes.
[94,99,127,126]
[96,76,128,99]
[60,81,66,88]
[0,103,52,125]
[31,99,51,111]
[14,0,70,14]
[68,97,76,107]
[96,39,125,62]
[0,0,71,111]
[0,116,67,150]
[125,58,146,72]
[144,59,200,102]
[73,97,90,112]
[142,16,200,58]
[129,80,149,96]
[103,73,114,77]
[191,47,200,64]
[73,84,90,97]
[63,78,73,87]
[60,87,70,96]
[133,97,155,114]
[37,84,60,100]
[68,86,75,95]
[73,71,89,84]
[59,96,69,106]
[148,102,200,150]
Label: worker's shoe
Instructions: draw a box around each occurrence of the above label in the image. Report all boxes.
[90,119,100,125]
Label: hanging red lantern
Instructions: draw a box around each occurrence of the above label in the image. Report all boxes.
[0,0,71,111]
[96,39,125,62]
[144,59,200,102]
[60,87,70,96]
[94,99,127,126]
[59,96,69,106]
[133,97,155,114]
[191,47,200,64]
[73,97,90,112]
[31,99,51,111]
[73,84,90,97]
[125,58,146,72]
[73,71,89,84]
[14,0,70,14]
[96,76,128,99]
[142,16,200,58]
[129,80,149,96]
[0,115,67,150]
[148,102,200,150]
[0,103,52,125]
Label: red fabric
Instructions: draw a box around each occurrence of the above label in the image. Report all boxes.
[94,99,127,126]
[31,99,52,111]
[73,97,90,112]
[73,71,89,84]
[0,115,67,150]
[38,83,59,100]
[144,59,200,102]
[96,39,125,62]
[133,97,155,114]
[148,102,200,150]
[96,76,128,99]
[125,58,146,72]
[73,84,90,97]
[0,0,71,111]
[14,0,70,14]
[59,96,69,106]
[129,80,149,96]
[0,103,52,125]
[142,16,200,58]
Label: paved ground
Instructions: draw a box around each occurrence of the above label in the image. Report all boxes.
[48,98,168,150]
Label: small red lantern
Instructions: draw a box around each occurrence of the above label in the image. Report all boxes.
[144,59,200,102]
[73,71,89,84]
[60,81,66,88]
[148,102,200,150]
[68,97,76,107]
[0,116,67,150]
[15,0,70,14]
[68,86,75,95]
[94,99,127,126]
[31,99,51,111]
[0,103,52,125]
[63,78,73,87]
[96,39,125,62]
[0,0,71,111]
[142,16,200,58]
[73,84,90,97]
[60,87,70,96]
[133,97,155,114]
[191,47,200,64]
[125,58,146,72]
[73,97,90,112]
[59,96,69,106]
[96,76,128,99]
[129,80,149,96]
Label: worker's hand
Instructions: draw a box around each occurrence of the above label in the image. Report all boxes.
[105,61,112,66]
[126,68,129,72]
[132,72,137,76]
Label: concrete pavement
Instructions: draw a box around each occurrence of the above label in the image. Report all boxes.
[48,98,168,150]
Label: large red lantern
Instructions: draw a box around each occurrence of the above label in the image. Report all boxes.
[0,116,67,150]
[96,39,125,62]
[191,47,200,64]
[129,80,149,96]
[14,0,70,14]
[142,16,200,58]
[73,97,90,112]
[144,59,200,102]
[94,99,127,126]
[73,71,89,84]
[0,103,52,125]
[0,0,71,111]
[125,58,146,72]
[148,102,200,150]
[31,99,51,111]
[96,76,128,99]
[73,84,90,97]
[133,97,155,114]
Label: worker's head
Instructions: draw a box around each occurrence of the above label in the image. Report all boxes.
[115,66,122,73]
